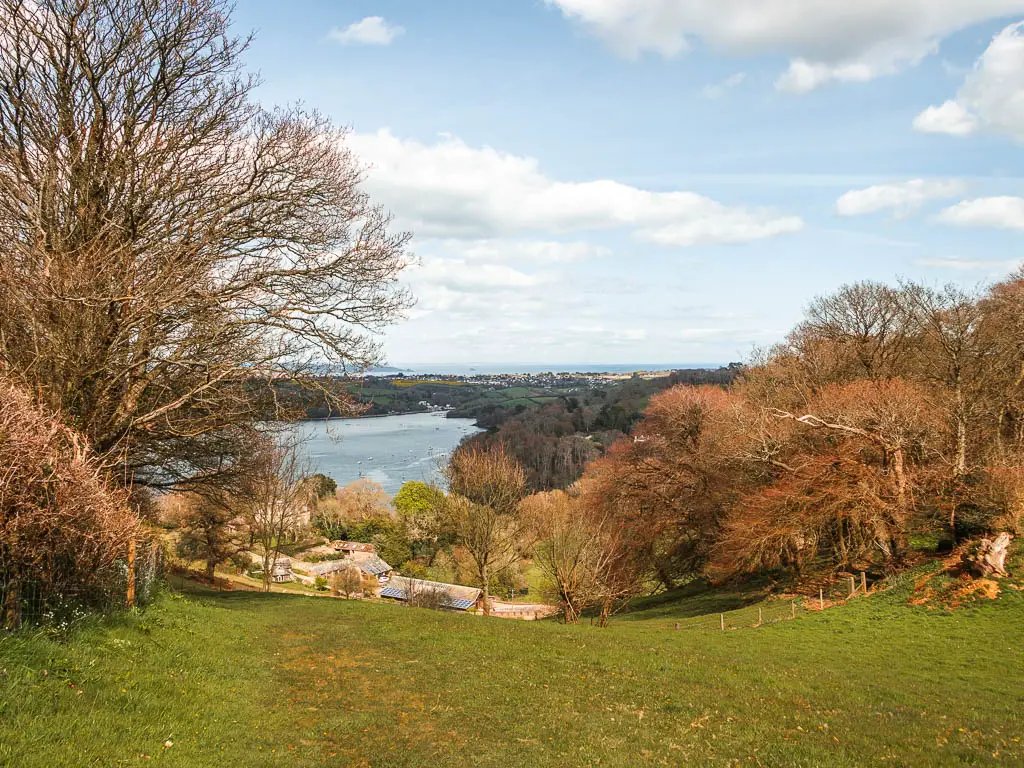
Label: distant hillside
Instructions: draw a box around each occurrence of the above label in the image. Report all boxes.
[458,368,738,491]
[278,367,738,425]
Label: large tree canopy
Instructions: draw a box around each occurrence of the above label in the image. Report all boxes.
[0,0,412,488]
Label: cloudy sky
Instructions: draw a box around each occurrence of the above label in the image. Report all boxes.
[235,1,1024,367]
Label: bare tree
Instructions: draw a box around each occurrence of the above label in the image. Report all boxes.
[524,490,597,623]
[400,579,448,610]
[794,281,915,381]
[525,488,642,625]
[900,282,996,481]
[443,447,528,615]
[330,565,364,599]
[243,436,310,592]
[0,0,412,491]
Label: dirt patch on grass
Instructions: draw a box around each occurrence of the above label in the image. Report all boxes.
[267,627,472,762]
[910,569,1002,610]
[950,578,1000,606]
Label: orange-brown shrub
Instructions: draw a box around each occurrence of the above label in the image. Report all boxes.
[0,376,142,628]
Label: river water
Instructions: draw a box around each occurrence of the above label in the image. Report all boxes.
[294,411,482,496]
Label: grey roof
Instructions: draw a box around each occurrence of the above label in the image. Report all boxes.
[355,555,392,576]
[381,576,481,610]
[307,560,354,577]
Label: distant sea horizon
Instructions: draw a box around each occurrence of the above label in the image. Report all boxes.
[369,362,729,377]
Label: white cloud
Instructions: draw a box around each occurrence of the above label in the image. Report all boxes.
[775,50,928,94]
[701,72,746,99]
[440,240,610,264]
[916,256,1024,271]
[328,16,404,46]
[913,22,1024,140]
[410,259,553,293]
[349,129,803,245]
[836,179,966,217]
[913,101,980,136]
[546,0,1024,92]
[939,196,1024,230]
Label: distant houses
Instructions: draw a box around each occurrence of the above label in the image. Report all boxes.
[270,557,294,583]
[264,543,550,619]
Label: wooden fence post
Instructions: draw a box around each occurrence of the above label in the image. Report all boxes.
[849,576,855,598]
[720,613,725,631]
[126,539,137,609]
[758,607,762,626]
[819,588,824,610]
[861,571,867,595]
[3,571,21,631]
[791,600,796,619]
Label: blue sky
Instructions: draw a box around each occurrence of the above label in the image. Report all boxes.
[234,1,1024,366]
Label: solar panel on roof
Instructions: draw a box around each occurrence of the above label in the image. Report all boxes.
[379,587,404,599]
[447,599,475,610]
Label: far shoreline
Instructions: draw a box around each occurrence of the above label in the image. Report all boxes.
[299,409,462,422]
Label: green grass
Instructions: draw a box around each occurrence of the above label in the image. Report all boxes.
[2,576,1023,767]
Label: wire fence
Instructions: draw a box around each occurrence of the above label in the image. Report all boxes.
[0,538,165,634]
[667,571,875,632]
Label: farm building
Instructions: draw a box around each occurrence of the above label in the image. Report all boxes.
[380,576,481,611]
[307,554,393,584]
[331,540,376,554]
[353,555,393,583]
[270,557,293,583]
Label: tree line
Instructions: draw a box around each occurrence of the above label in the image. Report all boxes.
[525,277,1024,622]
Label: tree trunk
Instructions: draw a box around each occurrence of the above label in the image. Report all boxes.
[971,532,1013,577]
[262,550,273,593]
[481,561,490,616]
[655,561,675,591]
[126,539,137,608]
[562,595,579,624]
[205,559,216,581]
[892,448,907,510]
[953,387,969,479]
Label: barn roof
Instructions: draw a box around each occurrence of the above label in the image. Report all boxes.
[331,540,376,553]
[355,555,393,576]
[306,560,354,577]
[381,576,481,611]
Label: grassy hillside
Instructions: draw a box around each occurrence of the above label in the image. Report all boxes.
[1,577,1022,767]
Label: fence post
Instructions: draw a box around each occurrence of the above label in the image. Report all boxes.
[791,600,796,619]
[126,539,137,609]
[849,576,855,598]
[819,588,824,610]
[861,571,867,595]
[720,613,725,631]
[3,573,21,631]
[758,607,762,626]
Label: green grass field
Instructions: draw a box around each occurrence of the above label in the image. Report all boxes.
[2,576,1022,767]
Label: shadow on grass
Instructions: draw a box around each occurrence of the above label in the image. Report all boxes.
[617,578,768,622]
[164,574,323,611]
